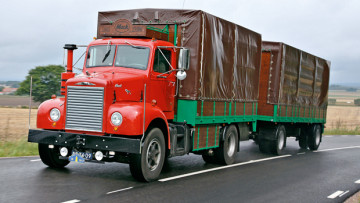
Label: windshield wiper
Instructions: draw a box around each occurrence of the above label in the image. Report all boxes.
[125,40,146,49]
[102,49,111,63]
[102,41,112,63]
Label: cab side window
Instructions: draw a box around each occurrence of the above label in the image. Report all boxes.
[153,49,171,73]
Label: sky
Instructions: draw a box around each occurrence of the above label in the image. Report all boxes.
[0,0,359,84]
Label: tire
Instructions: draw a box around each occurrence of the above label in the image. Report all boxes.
[129,128,165,182]
[202,154,217,164]
[38,144,70,168]
[308,124,322,150]
[271,125,286,155]
[214,125,238,165]
[259,139,272,153]
[298,127,308,149]
[258,125,286,155]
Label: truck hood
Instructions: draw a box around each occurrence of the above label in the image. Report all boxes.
[66,70,146,102]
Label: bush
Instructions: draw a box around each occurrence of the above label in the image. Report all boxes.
[328,98,336,105]
[354,99,360,106]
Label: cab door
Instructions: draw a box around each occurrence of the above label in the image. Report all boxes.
[149,48,176,114]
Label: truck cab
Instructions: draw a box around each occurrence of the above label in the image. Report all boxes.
[30,33,191,182]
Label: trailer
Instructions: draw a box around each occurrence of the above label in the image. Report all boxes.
[256,41,330,154]
[28,9,330,182]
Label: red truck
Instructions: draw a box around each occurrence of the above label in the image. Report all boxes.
[28,9,330,182]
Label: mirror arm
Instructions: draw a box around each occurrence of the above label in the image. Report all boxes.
[156,68,183,78]
[158,48,175,70]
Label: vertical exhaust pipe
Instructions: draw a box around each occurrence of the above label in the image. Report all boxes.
[61,44,77,95]
[64,44,77,72]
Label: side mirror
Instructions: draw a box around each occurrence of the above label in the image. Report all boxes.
[178,48,190,70]
[176,70,187,80]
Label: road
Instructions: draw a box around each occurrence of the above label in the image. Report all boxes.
[1,135,359,203]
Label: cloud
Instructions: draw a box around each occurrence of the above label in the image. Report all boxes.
[0,0,359,84]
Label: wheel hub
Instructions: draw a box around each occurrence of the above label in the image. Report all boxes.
[146,139,161,171]
[278,131,285,150]
[227,133,236,157]
[315,128,321,145]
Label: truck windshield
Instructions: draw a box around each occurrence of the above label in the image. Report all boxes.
[115,45,150,70]
[86,45,116,67]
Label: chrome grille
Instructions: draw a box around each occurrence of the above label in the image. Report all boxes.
[66,86,104,132]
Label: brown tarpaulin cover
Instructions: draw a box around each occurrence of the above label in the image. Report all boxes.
[98,9,262,102]
[262,41,330,107]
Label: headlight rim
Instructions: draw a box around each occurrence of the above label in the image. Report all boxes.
[111,112,123,126]
[50,108,61,122]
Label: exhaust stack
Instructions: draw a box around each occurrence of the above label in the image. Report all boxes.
[61,44,77,95]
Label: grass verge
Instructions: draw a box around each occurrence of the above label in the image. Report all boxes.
[0,139,38,157]
[324,128,360,135]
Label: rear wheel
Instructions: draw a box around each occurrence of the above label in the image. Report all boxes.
[38,144,70,168]
[129,128,165,182]
[214,125,238,165]
[308,124,322,150]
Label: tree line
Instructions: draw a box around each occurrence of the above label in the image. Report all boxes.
[16,65,65,102]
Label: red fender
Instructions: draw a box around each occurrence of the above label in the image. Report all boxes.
[107,102,170,148]
[37,98,66,130]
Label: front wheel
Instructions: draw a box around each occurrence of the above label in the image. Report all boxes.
[129,128,165,182]
[38,144,70,168]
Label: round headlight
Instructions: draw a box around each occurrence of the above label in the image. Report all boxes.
[50,108,60,122]
[111,112,123,126]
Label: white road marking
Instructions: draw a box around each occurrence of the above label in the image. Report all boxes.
[30,159,41,162]
[159,155,291,182]
[355,179,360,184]
[0,156,38,159]
[339,190,349,197]
[297,152,306,155]
[314,146,360,152]
[325,135,334,137]
[327,191,344,199]
[106,187,133,194]
[61,199,80,203]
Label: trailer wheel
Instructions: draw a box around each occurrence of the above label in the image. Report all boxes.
[308,125,322,150]
[129,128,165,182]
[274,125,286,155]
[259,140,272,153]
[38,144,69,168]
[258,125,286,155]
[298,128,308,149]
[214,125,238,165]
[202,154,217,164]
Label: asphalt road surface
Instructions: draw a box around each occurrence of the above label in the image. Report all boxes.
[1,135,359,203]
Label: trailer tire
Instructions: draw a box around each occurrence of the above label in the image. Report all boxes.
[202,154,217,164]
[129,128,165,182]
[259,140,273,154]
[258,125,286,155]
[298,128,308,149]
[273,125,286,155]
[214,125,238,165]
[38,144,70,168]
[308,124,322,150]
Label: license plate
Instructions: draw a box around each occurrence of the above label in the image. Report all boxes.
[69,151,93,163]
